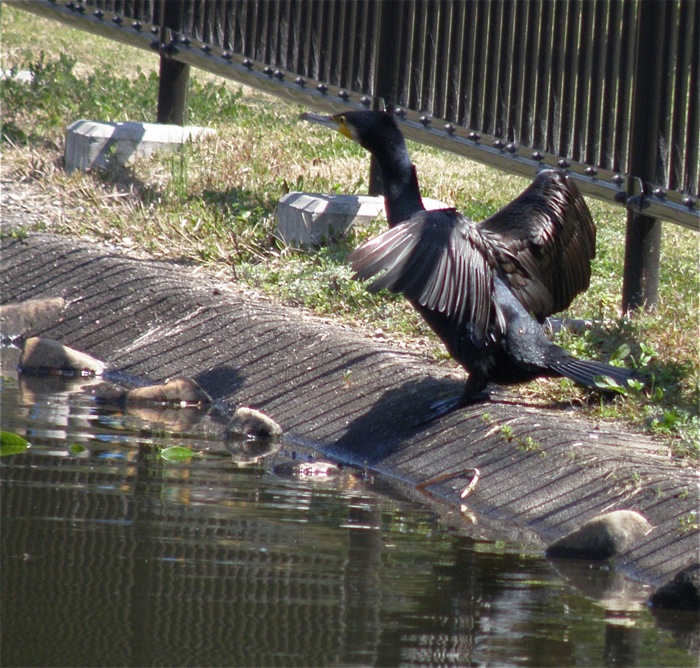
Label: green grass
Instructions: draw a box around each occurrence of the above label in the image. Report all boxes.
[2,5,698,458]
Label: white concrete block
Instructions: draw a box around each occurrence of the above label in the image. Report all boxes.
[65,120,215,173]
[1,69,34,84]
[275,193,384,246]
[275,192,449,247]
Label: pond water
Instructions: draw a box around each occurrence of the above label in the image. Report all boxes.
[1,372,696,668]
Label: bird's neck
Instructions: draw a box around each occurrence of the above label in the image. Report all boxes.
[376,153,425,227]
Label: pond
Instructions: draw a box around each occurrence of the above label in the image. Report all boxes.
[0,372,696,667]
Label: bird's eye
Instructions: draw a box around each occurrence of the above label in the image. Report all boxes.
[336,115,353,139]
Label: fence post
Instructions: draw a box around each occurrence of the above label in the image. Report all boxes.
[621,0,666,312]
[157,58,190,125]
[155,0,190,126]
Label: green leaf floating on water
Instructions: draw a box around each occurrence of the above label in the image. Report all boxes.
[160,445,197,461]
[69,443,87,454]
[0,431,30,456]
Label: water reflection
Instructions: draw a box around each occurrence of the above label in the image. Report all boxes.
[1,375,696,667]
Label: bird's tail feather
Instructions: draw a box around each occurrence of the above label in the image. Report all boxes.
[550,357,638,390]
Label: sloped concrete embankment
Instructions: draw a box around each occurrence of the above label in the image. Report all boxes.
[1,233,697,591]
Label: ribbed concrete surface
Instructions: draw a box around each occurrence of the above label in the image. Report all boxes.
[1,233,697,587]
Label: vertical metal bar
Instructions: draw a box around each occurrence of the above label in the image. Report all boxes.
[495,0,516,139]
[599,0,622,171]
[670,0,692,192]
[327,0,343,87]
[373,0,402,104]
[681,0,699,194]
[470,0,490,134]
[309,0,324,82]
[532,0,553,151]
[613,0,636,175]
[668,0,698,196]
[434,1,454,120]
[507,1,529,143]
[344,0,358,91]
[429,2,443,113]
[572,1,594,163]
[656,1,679,188]
[559,0,581,159]
[458,0,479,128]
[622,0,666,312]
[420,0,434,113]
[446,1,467,124]
[546,0,567,155]
[585,0,607,166]
[405,1,421,108]
[520,0,541,146]
[359,0,377,92]
[217,0,230,51]
[482,0,502,136]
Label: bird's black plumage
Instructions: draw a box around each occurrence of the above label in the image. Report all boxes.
[302,110,638,412]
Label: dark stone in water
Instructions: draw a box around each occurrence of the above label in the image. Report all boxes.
[546,510,653,560]
[227,407,282,440]
[649,563,700,611]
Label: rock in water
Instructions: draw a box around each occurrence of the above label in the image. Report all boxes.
[649,563,700,611]
[227,407,282,440]
[20,337,106,376]
[125,376,211,406]
[546,510,653,560]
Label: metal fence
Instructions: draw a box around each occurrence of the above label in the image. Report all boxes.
[13,0,699,310]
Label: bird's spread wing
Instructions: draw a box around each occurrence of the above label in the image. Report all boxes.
[348,209,499,345]
[477,170,596,319]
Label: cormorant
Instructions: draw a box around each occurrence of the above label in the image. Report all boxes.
[302,110,638,413]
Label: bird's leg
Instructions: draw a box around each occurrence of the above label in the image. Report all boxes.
[457,372,491,405]
[412,375,490,427]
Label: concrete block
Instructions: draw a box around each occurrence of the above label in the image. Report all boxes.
[65,120,215,173]
[1,69,34,84]
[275,193,384,246]
[275,192,449,247]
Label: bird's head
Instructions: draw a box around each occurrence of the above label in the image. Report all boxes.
[301,110,404,155]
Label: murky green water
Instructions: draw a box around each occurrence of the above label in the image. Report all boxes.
[1,373,696,667]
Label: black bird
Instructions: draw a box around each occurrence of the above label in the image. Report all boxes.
[302,110,637,413]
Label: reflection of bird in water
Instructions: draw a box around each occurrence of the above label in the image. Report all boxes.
[302,110,638,417]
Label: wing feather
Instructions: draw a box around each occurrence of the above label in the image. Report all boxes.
[477,169,596,319]
[348,209,498,345]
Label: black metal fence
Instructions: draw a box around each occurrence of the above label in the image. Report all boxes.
[13,0,699,310]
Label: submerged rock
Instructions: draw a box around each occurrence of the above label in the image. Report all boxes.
[226,438,281,465]
[273,460,341,478]
[649,563,700,611]
[125,376,211,406]
[227,407,282,440]
[19,336,105,376]
[125,405,210,434]
[546,510,653,560]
